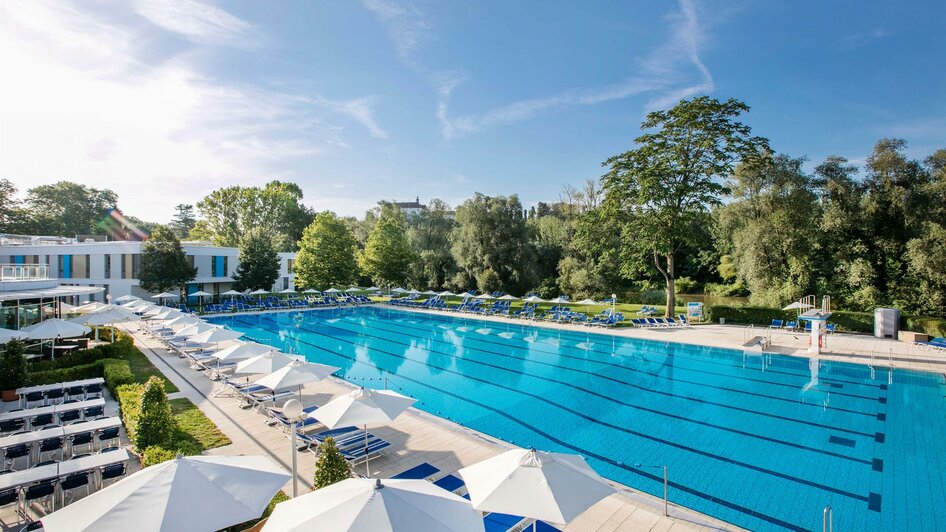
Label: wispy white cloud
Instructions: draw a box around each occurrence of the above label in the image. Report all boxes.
[840,28,894,48]
[0,0,387,221]
[422,0,716,139]
[360,0,429,66]
[133,0,256,47]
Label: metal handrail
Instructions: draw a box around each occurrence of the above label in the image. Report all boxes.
[823,505,833,532]
[0,264,51,281]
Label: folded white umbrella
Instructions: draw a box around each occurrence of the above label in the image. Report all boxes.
[261,478,485,532]
[22,319,91,340]
[459,448,614,525]
[310,388,416,476]
[0,328,28,344]
[175,322,218,338]
[234,351,298,375]
[253,360,339,393]
[188,328,243,345]
[41,455,291,532]
[212,342,273,362]
[113,294,140,304]
[72,302,111,314]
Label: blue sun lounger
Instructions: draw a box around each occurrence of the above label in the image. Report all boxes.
[392,462,440,480]
[433,474,465,492]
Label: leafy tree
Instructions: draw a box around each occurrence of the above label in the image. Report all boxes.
[20,181,118,236]
[714,154,819,306]
[476,267,502,294]
[452,193,535,294]
[905,222,946,317]
[602,97,769,315]
[170,204,197,238]
[195,180,314,251]
[359,206,414,288]
[232,229,280,292]
[295,212,359,289]
[529,216,569,284]
[0,179,22,233]
[135,376,174,449]
[313,437,351,489]
[0,340,28,392]
[406,199,456,290]
[138,225,197,294]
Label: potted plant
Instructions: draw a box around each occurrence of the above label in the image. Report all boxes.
[0,339,28,402]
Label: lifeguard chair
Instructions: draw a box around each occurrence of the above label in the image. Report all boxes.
[797,295,831,354]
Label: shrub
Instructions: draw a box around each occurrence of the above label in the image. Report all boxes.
[28,361,107,386]
[902,316,946,338]
[142,446,178,467]
[135,376,174,449]
[706,305,878,333]
[0,340,28,392]
[313,437,351,489]
[476,268,502,294]
[222,491,290,532]
[674,276,698,294]
[116,383,143,444]
[103,360,135,391]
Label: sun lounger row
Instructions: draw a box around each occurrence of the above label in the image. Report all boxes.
[630,314,692,328]
[769,319,836,333]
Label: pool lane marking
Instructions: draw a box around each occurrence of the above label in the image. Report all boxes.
[233,316,863,531]
[304,312,881,422]
[239,316,881,488]
[385,306,886,390]
[349,311,883,404]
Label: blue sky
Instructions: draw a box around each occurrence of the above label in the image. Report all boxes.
[1,0,944,222]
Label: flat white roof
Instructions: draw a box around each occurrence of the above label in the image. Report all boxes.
[0,285,105,302]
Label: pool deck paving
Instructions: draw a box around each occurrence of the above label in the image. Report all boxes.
[119,319,745,532]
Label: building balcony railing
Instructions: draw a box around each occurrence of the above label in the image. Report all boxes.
[0,264,51,282]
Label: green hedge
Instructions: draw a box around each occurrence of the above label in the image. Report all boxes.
[116,383,143,444]
[115,384,230,455]
[103,359,135,390]
[902,316,946,338]
[28,360,108,386]
[705,305,873,333]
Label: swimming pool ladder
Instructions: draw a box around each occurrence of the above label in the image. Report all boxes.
[823,504,833,532]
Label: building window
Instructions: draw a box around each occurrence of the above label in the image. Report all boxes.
[104,255,111,279]
[223,256,229,277]
[187,255,195,270]
[283,277,289,290]
[121,254,140,279]
[58,255,72,279]
[287,259,294,274]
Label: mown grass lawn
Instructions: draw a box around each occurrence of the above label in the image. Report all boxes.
[169,397,231,451]
[126,346,179,393]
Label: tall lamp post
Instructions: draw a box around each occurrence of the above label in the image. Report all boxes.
[611,294,617,317]
[282,398,304,497]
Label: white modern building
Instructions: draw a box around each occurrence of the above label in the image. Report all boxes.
[0,235,296,307]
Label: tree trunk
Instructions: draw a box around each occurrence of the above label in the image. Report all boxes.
[664,253,675,318]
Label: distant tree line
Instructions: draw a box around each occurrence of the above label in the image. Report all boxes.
[3,97,944,318]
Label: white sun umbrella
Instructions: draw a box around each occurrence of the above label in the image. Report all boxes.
[391,288,406,294]
[22,319,91,340]
[522,295,545,303]
[164,315,200,329]
[575,298,598,314]
[279,288,297,294]
[175,322,219,338]
[310,388,416,476]
[422,290,439,296]
[72,301,111,314]
[151,308,183,321]
[366,286,381,292]
[324,288,341,294]
[459,448,614,526]
[190,290,213,298]
[113,294,140,304]
[221,289,242,297]
[261,477,485,532]
[249,288,269,296]
[548,297,569,304]
[346,287,361,293]
[253,359,340,400]
[497,294,519,300]
[188,328,243,347]
[0,328,28,344]
[474,293,494,300]
[212,342,274,363]
[782,301,814,311]
[406,289,421,295]
[438,291,456,297]
[151,291,179,299]
[40,454,291,532]
[303,288,319,294]
[70,308,140,341]
[234,350,298,375]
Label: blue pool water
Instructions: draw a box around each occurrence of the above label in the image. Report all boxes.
[209,307,946,531]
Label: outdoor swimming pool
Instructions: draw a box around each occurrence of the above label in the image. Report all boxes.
[209,307,946,532]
